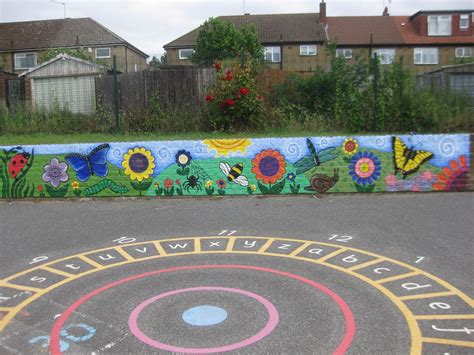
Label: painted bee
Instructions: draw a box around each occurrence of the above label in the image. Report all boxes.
[219,162,249,187]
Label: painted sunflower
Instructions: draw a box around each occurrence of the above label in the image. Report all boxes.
[432,155,469,192]
[122,147,155,182]
[342,138,358,156]
[251,149,286,184]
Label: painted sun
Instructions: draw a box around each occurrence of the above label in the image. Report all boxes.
[203,139,252,157]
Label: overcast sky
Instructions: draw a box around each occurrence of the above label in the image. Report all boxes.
[1,0,472,59]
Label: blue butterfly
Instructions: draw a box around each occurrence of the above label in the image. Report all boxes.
[65,144,110,182]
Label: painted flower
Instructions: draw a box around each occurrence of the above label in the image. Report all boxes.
[71,181,80,190]
[154,181,160,188]
[205,180,213,189]
[286,172,296,182]
[249,184,257,192]
[432,155,469,192]
[42,158,69,188]
[216,178,226,189]
[349,151,381,185]
[342,138,358,156]
[122,147,155,182]
[205,95,215,102]
[239,87,250,95]
[164,178,174,189]
[37,185,44,192]
[175,150,192,168]
[251,149,286,184]
[176,179,181,185]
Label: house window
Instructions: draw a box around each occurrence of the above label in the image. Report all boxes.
[414,48,438,64]
[300,45,317,56]
[95,48,111,59]
[455,47,473,58]
[14,52,37,70]
[460,14,469,29]
[178,49,194,60]
[264,46,281,62]
[336,48,352,59]
[373,48,396,64]
[428,15,451,36]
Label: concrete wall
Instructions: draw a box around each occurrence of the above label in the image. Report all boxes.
[0,134,471,199]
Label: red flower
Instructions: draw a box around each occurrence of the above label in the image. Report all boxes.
[225,98,235,107]
[225,69,233,81]
[256,95,264,100]
[236,94,241,100]
[216,178,226,189]
[213,62,222,71]
[239,87,250,95]
[205,95,215,102]
[219,101,226,109]
[164,178,173,189]
[37,185,43,192]
[175,179,181,185]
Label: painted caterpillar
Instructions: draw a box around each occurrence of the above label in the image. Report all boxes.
[84,179,129,196]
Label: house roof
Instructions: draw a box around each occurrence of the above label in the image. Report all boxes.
[0,18,148,57]
[164,13,327,48]
[393,16,474,45]
[326,16,405,45]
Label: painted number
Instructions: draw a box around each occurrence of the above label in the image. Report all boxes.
[328,234,353,243]
[218,230,237,236]
[29,256,49,265]
[29,323,96,352]
[113,237,137,244]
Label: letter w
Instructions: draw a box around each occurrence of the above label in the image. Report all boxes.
[169,243,188,250]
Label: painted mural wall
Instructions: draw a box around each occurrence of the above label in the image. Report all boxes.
[0,134,471,199]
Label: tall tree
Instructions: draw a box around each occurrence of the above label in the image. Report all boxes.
[191,18,263,65]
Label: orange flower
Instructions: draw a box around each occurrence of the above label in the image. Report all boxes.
[432,155,468,192]
[251,149,286,184]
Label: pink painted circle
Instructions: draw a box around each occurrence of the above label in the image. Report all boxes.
[50,265,355,355]
[355,158,376,178]
[128,286,279,353]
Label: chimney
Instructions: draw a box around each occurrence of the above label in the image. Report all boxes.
[383,6,389,16]
[319,1,327,24]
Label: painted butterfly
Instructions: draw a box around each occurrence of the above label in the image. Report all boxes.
[65,144,110,182]
[392,136,433,179]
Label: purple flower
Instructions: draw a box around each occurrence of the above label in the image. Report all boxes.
[43,158,69,187]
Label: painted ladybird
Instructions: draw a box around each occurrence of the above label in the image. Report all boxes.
[8,153,30,179]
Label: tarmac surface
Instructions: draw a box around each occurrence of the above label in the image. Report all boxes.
[0,192,473,354]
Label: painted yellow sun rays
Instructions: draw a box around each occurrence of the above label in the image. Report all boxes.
[203,139,252,157]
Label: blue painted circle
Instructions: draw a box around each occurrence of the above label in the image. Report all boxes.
[182,305,228,326]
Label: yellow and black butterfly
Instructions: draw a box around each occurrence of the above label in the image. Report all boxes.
[392,136,434,179]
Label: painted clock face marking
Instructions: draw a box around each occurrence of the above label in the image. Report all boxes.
[0,236,472,354]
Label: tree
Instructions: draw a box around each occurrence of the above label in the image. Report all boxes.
[191,18,263,65]
[149,56,161,68]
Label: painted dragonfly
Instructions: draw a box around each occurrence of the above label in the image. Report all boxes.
[294,138,339,175]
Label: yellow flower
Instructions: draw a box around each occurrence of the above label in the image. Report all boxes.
[249,184,257,192]
[342,138,358,156]
[122,147,155,182]
[205,180,214,189]
[71,181,80,190]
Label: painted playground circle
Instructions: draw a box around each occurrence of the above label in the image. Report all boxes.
[0,236,473,354]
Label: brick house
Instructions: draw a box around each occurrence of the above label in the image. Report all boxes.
[0,18,148,74]
[163,2,473,74]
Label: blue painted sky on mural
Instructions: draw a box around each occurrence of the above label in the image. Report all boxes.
[1,134,470,176]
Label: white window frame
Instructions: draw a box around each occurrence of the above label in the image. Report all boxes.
[178,48,194,60]
[14,52,37,70]
[373,48,396,64]
[428,15,452,36]
[414,47,438,65]
[264,46,281,62]
[300,45,317,56]
[455,47,473,58]
[336,48,352,59]
[95,48,111,59]
[460,14,469,29]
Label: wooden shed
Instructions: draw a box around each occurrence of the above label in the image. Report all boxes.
[21,54,107,114]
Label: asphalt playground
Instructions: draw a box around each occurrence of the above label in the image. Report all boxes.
[0,192,473,354]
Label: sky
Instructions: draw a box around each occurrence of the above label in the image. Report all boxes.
[1,0,472,59]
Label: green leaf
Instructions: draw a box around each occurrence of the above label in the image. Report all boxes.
[257,181,271,194]
[270,179,286,194]
[164,186,175,197]
[45,184,68,198]
[176,167,190,176]
[140,181,152,191]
